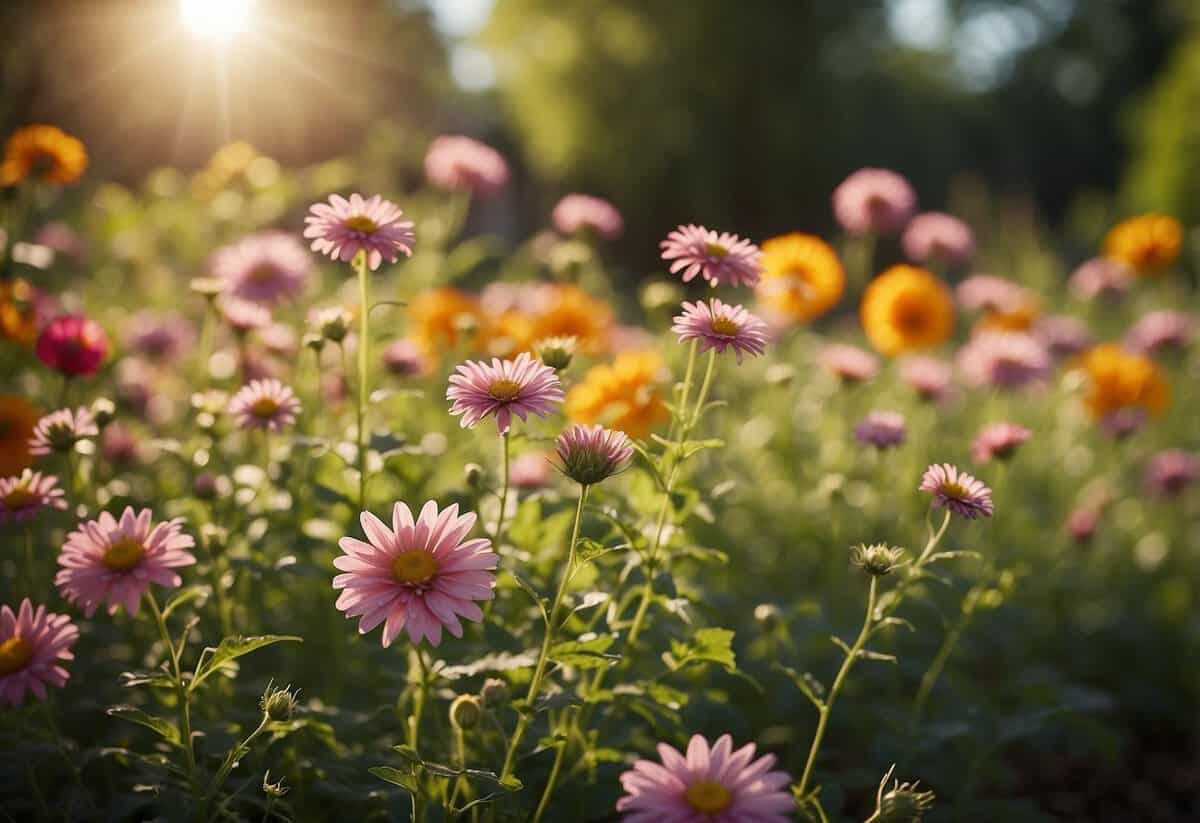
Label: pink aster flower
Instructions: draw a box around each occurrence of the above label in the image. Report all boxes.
[382,339,429,378]
[552,194,624,240]
[902,212,975,268]
[212,231,313,306]
[957,332,1051,390]
[819,343,879,384]
[0,599,78,706]
[1034,314,1092,358]
[832,167,917,236]
[956,274,1030,313]
[1100,408,1147,441]
[671,299,769,364]
[1125,310,1194,355]
[29,406,98,455]
[55,507,197,617]
[899,355,954,402]
[101,423,143,467]
[1067,507,1101,544]
[227,379,302,432]
[424,136,510,198]
[660,224,762,288]
[446,352,564,434]
[304,193,415,271]
[1069,257,1132,302]
[125,311,195,363]
[35,314,109,377]
[219,296,272,334]
[0,470,67,524]
[332,501,497,647]
[855,411,907,449]
[1143,449,1200,498]
[553,424,633,486]
[920,463,994,519]
[510,452,552,490]
[617,733,794,823]
[971,422,1031,463]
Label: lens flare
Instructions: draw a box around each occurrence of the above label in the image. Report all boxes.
[180,0,254,42]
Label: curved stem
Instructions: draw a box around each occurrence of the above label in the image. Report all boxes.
[911,610,972,733]
[532,712,571,823]
[145,591,197,790]
[492,433,511,545]
[355,252,370,512]
[207,715,269,809]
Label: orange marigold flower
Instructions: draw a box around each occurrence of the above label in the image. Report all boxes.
[755,233,845,324]
[0,395,39,476]
[409,288,484,355]
[0,125,87,187]
[978,299,1040,333]
[566,351,669,440]
[1077,343,1170,421]
[860,265,955,355]
[1103,213,1182,276]
[0,279,47,346]
[530,284,614,354]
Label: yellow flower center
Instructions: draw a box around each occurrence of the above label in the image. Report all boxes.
[489,379,522,402]
[343,216,378,234]
[0,636,33,676]
[685,780,733,814]
[251,396,280,418]
[941,481,968,499]
[710,316,740,336]
[3,487,35,508]
[704,242,729,259]
[103,537,145,572]
[392,551,439,585]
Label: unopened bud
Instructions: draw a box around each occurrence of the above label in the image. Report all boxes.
[536,336,577,371]
[867,765,935,823]
[464,463,485,489]
[449,694,483,729]
[480,677,509,708]
[850,543,905,577]
[261,681,299,722]
[91,397,117,427]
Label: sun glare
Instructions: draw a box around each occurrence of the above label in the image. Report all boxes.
[179,0,254,42]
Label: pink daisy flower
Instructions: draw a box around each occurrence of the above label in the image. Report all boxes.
[1125,310,1194,355]
[35,314,109,377]
[212,231,313,306]
[671,299,769,364]
[1067,506,1101,544]
[510,452,552,490]
[227,379,302,432]
[902,212,975,268]
[552,194,624,240]
[304,193,415,271]
[56,507,197,617]
[29,406,98,455]
[971,422,1032,463]
[660,224,762,288]
[957,332,1051,390]
[126,311,195,363]
[219,296,272,334]
[920,463,994,519]
[1069,257,1132,302]
[424,136,510,198]
[617,733,794,823]
[1034,315,1092,358]
[0,470,67,524]
[1144,450,1200,498]
[382,339,429,378]
[553,424,633,486]
[831,167,917,236]
[956,274,1030,313]
[819,343,880,384]
[899,355,954,402]
[332,501,497,647]
[446,352,564,434]
[855,411,907,449]
[101,423,143,467]
[0,599,78,706]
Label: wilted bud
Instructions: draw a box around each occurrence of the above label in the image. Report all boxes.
[753,603,781,630]
[850,544,905,577]
[261,681,299,723]
[480,677,509,708]
[866,765,935,823]
[311,306,353,343]
[536,336,577,371]
[91,397,117,427]
[449,694,483,729]
[262,771,290,798]
[302,332,325,354]
[464,463,485,489]
[200,523,228,555]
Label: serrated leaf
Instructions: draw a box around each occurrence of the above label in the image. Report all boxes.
[107,706,180,745]
[664,627,736,672]
[191,635,302,690]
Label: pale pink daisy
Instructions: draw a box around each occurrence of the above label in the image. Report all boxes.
[332,501,497,647]
[920,463,994,519]
[971,422,1032,463]
[219,296,272,334]
[29,406,98,455]
[510,452,552,490]
[855,411,907,449]
[899,355,953,402]
[382,339,429,378]
[424,136,510,198]
[553,424,633,486]
[212,232,312,305]
[1144,450,1200,498]
[56,507,197,617]
[0,599,78,706]
[260,323,299,357]
[660,224,762,288]
[446,352,564,434]
[1069,257,1132,302]
[1034,314,1092,358]
[304,193,415,271]
[819,343,879,384]
[1125,310,1194,355]
[956,274,1030,313]
[902,212,975,268]
[957,332,1051,390]
[671,299,769,364]
[227,379,302,432]
[125,311,195,362]
[832,167,917,236]
[552,194,624,240]
[617,733,794,823]
[0,470,67,523]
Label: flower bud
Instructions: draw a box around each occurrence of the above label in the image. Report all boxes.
[867,765,935,823]
[193,473,220,500]
[201,523,228,555]
[261,681,299,723]
[190,277,225,299]
[302,332,326,354]
[753,603,781,630]
[480,677,510,708]
[553,424,633,486]
[449,694,483,729]
[536,336,577,371]
[464,463,485,489]
[850,544,905,577]
[262,771,290,798]
[91,397,117,427]
[311,307,353,343]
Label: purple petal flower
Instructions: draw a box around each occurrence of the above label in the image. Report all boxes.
[671,299,769,364]
[446,352,564,434]
[212,231,313,305]
[1125,310,1194,355]
[902,212,975,268]
[971,422,1031,463]
[855,411,907,449]
[553,424,633,486]
[552,194,624,240]
[1069,257,1133,302]
[660,224,762,288]
[920,463,994,519]
[227,379,302,432]
[957,332,1051,390]
[1144,449,1200,498]
[304,193,415,271]
[832,167,917,236]
[819,343,880,384]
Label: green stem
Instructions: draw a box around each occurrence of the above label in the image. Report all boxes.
[355,251,370,512]
[911,610,972,733]
[531,715,570,823]
[492,432,511,545]
[448,725,467,812]
[409,645,430,751]
[207,715,269,810]
[145,591,197,791]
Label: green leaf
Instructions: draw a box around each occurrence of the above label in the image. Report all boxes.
[313,484,351,505]
[664,627,736,673]
[677,438,725,460]
[630,442,665,490]
[191,635,302,690]
[772,664,826,709]
[508,572,549,624]
[107,705,180,745]
[576,538,629,566]
[369,766,419,794]
[162,586,208,621]
[368,431,406,454]
[550,634,619,669]
[119,668,174,689]
[440,651,537,679]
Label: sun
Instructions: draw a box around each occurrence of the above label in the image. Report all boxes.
[179,0,255,42]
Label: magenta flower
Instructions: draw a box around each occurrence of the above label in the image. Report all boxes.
[212,231,313,306]
[424,136,510,198]
[855,411,907,449]
[832,167,917,236]
[0,470,67,524]
[29,406,98,455]
[382,339,429,378]
[126,311,195,362]
[617,733,794,823]
[1144,450,1199,498]
[304,193,415,271]
[1125,310,1194,355]
[219,296,272,334]
[956,274,1030,313]
[56,507,197,617]
[1034,315,1092,358]
[552,194,624,240]
[333,501,497,647]
[510,452,552,490]
[553,424,633,486]
[671,299,769,364]
[899,355,953,402]
[819,343,879,384]
[920,463,994,519]
[971,422,1031,463]
[902,212,975,268]
[1067,507,1101,544]
[0,599,78,706]
[957,332,1051,390]
[35,314,109,377]
[227,379,302,432]
[1069,257,1132,302]
[660,224,762,288]
[446,352,564,434]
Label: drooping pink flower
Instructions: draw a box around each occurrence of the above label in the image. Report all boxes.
[660,225,762,288]
[510,452,552,490]
[424,136,510,198]
[971,422,1032,463]
[1143,450,1199,498]
[219,296,272,334]
[855,411,907,449]
[1069,257,1132,302]
[956,274,1030,313]
[212,231,313,306]
[1125,310,1194,355]
[227,379,301,432]
[671,299,769,364]
[899,355,954,402]
[957,332,1051,390]
[29,406,98,455]
[1034,314,1092,358]
[125,311,195,363]
[831,167,917,236]
[617,733,794,823]
[552,194,624,240]
[35,314,109,377]
[382,339,429,378]
[446,352,564,434]
[0,599,78,706]
[920,463,994,519]
[56,507,196,617]
[819,343,879,384]
[0,470,66,524]
[304,193,415,271]
[333,501,497,647]
[553,424,633,486]
[902,212,975,268]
